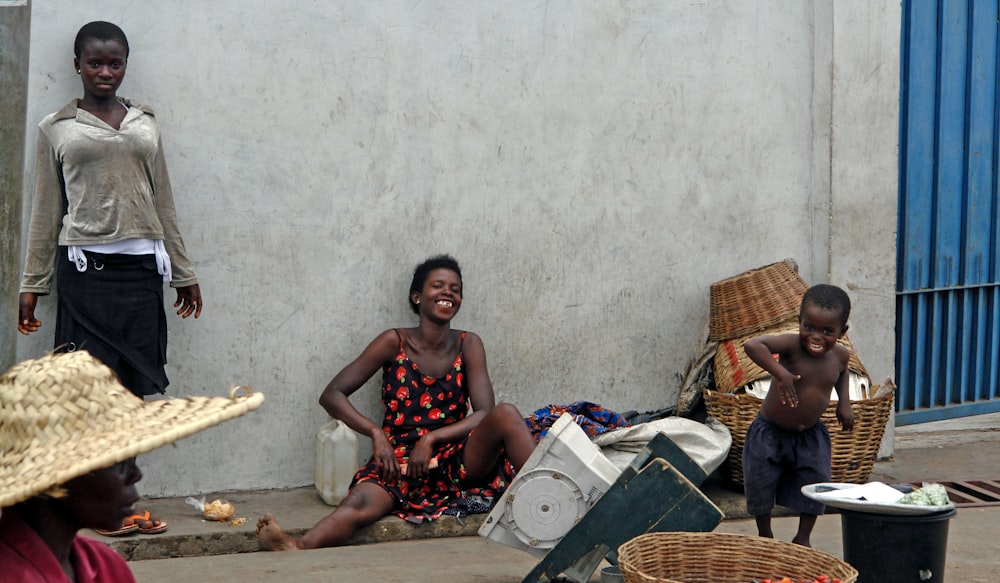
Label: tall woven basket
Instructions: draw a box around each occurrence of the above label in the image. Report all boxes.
[709,260,808,341]
[618,532,858,583]
[703,388,893,486]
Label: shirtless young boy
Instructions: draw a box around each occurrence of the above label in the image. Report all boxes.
[741,284,855,547]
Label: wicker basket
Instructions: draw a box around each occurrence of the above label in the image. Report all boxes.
[709,260,808,341]
[704,388,893,486]
[713,317,870,394]
[618,532,858,583]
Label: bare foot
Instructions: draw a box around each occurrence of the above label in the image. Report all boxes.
[256,513,301,551]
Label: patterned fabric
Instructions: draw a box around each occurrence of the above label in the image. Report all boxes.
[524,401,632,442]
[352,331,514,523]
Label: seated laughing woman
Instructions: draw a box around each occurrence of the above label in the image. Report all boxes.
[257,255,535,550]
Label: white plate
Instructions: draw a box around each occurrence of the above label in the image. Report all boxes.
[801,482,956,516]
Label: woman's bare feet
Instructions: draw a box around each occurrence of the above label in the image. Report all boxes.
[256,513,302,551]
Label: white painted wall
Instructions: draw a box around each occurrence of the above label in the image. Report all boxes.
[15,0,899,496]
[828,1,901,454]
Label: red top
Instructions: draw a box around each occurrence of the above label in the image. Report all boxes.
[0,511,136,583]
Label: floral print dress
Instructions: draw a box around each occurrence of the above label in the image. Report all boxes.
[351,330,514,523]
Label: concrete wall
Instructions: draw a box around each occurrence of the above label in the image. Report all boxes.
[827,1,900,455]
[0,0,30,370]
[11,1,899,497]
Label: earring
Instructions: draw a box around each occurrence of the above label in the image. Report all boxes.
[76,69,81,74]
[415,300,420,304]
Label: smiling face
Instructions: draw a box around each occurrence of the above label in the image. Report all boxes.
[798,301,847,357]
[74,38,128,101]
[58,458,142,532]
[412,268,462,320]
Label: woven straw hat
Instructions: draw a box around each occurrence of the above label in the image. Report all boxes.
[0,350,264,508]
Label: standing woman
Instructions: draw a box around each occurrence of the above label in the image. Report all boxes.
[17,21,202,534]
[257,255,535,550]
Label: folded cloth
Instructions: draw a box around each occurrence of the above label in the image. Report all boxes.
[592,417,732,475]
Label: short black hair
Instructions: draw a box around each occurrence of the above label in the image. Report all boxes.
[74,21,130,59]
[801,284,851,326]
[409,255,462,314]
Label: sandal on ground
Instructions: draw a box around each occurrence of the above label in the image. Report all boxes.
[93,521,139,537]
[127,510,169,534]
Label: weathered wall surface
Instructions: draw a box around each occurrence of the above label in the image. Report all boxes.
[0,1,30,370]
[828,1,901,454]
[11,1,899,496]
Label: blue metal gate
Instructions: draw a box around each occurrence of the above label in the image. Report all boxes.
[897,0,1000,425]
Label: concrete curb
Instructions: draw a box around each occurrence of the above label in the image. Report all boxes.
[110,513,488,561]
[102,478,773,561]
[121,405,1000,563]
[102,486,494,561]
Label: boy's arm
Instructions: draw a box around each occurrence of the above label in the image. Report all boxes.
[833,347,855,430]
[744,335,800,407]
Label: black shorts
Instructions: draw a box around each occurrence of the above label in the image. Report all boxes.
[743,414,831,516]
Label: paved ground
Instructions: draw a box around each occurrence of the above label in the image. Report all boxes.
[114,412,999,582]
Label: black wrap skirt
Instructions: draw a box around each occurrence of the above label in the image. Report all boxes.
[55,248,168,397]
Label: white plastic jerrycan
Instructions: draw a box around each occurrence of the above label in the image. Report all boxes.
[315,418,359,506]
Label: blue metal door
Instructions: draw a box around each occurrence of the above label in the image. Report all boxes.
[897,0,1000,425]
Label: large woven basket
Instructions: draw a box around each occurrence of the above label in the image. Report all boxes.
[713,317,870,394]
[703,388,893,486]
[709,260,808,341]
[618,532,858,583]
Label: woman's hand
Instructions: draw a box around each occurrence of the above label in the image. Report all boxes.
[371,431,400,483]
[17,292,42,335]
[405,434,437,479]
[174,284,203,318]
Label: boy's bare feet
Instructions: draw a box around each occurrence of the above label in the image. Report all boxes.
[256,513,302,551]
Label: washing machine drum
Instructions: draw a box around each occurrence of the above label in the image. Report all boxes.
[501,468,590,549]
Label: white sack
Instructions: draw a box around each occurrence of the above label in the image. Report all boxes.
[592,417,732,476]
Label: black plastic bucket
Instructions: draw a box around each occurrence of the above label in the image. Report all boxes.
[840,507,956,583]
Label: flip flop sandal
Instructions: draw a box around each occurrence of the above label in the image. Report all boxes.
[94,522,139,537]
[128,510,169,534]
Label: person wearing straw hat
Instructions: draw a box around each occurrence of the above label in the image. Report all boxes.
[0,351,263,582]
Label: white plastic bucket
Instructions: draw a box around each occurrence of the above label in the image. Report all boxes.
[315,418,359,506]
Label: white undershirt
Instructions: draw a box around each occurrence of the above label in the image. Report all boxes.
[68,238,172,282]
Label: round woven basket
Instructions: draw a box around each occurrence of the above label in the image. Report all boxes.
[618,532,858,583]
[703,388,893,486]
[708,260,808,341]
[712,317,870,394]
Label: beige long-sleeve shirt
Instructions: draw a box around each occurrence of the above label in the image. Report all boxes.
[20,98,197,294]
